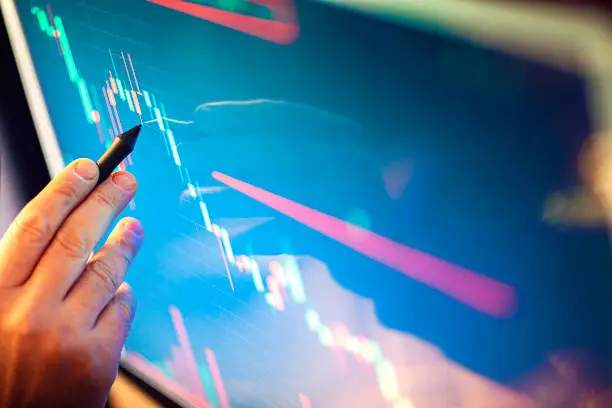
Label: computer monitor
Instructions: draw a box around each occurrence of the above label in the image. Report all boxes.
[2,0,612,407]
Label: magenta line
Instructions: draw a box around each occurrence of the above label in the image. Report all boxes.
[204,349,230,408]
[169,306,208,402]
[212,171,517,318]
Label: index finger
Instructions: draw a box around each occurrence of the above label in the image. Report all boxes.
[0,159,99,288]
[580,134,612,205]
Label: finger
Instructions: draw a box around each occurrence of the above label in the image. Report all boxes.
[65,217,143,327]
[0,159,99,288]
[95,282,137,353]
[28,171,137,300]
[580,134,612,213]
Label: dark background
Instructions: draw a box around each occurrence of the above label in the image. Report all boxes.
[0,14,49,231]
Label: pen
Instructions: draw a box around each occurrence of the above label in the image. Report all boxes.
[95,124,141,186]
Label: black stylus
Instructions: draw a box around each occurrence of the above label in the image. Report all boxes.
[95,125,141,186]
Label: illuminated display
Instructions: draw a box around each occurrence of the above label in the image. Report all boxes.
[12,0,612,407]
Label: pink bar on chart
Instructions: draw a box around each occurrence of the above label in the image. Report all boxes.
[204,349,230,408]
[298,393,311,408]
[131,90,142,115]
[169,306,208,402]
[106,86,117,107]
[109,73,118,93]
[266,275,285,311]
[127,53,141,93]
[102,86,118,136]
[147,0,299,45]
[171,346,190,386]
[113,102,123,133]
[121,51,134,90]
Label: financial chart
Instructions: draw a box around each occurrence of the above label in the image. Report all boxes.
[10,0,612,407]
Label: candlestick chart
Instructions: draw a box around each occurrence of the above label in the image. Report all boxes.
[28,7,427,406]
[21,0,610,407]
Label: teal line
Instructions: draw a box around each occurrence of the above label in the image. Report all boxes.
[160,128,171,156]
[52,17,79,82]
[77,79,94,123]
[151,92,158,109]
[143,90,152,107]
[184,168,193,186]
[109,48,120,81]
[117,79,126,101]
[159,103,170,131]
[198,365,220,408]
[31,8,94,123]
[125,89,135,111]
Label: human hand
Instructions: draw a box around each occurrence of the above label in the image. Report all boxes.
[0,159,143,408]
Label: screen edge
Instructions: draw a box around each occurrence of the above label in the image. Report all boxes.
[0,0,64,178]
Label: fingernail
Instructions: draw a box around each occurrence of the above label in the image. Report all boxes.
[112,172,137,191]
[125,219,144,238]
[74,159,98,181]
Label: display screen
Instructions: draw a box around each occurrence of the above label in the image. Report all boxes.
[5,0,612,406]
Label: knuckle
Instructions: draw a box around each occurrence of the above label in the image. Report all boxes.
[116,237,137,263]
[92,188,120,210]
[15,209,51,244]
[117,251,134,268]
[115,289,136,321]
[53,181,81,203]
[118,299,134,320]
[89,258,119,294]
[55,228,93,259]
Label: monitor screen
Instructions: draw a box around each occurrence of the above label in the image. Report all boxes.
[3,0,612,407]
